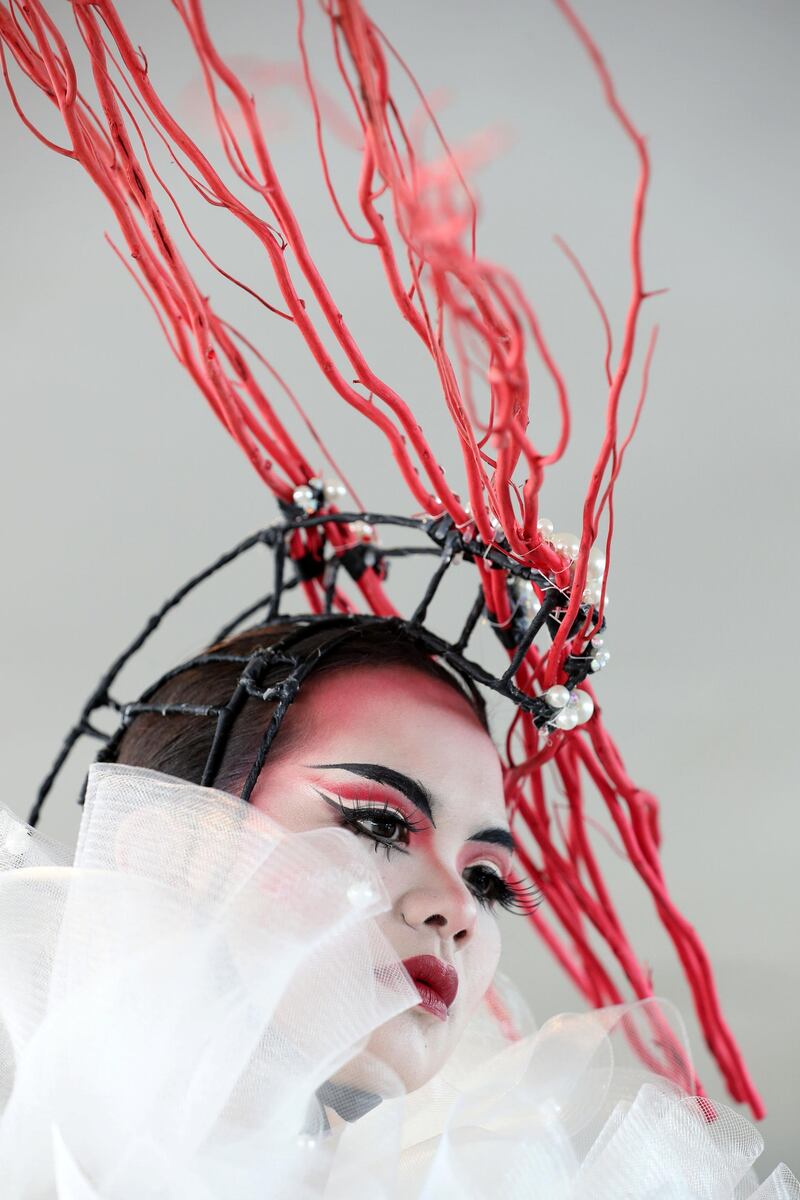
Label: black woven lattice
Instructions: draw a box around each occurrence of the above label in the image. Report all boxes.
[31,510,606,825]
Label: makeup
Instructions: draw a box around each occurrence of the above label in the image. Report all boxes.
[401,955,458,1021]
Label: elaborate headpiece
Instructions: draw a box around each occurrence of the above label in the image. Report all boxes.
[1,0,761,1115]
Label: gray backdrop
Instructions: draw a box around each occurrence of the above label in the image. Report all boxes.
[1,0,797,1172]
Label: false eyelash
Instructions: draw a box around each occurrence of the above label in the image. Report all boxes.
[466,867,543,917]
[494,876,544,917]
[315,790,429,856]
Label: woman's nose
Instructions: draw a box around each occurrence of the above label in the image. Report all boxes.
[398,869,478,946]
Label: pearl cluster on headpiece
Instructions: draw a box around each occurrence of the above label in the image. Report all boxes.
[537,516,609,609]
[589,635,610,672]
[532,515,610,733]
[291,478,377,543]
[291,476,347,515]
[541,683,594,731]
[506,517,611,684]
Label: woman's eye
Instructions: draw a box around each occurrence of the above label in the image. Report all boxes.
[463,864,504,902]
[463,865,543,916]
[316,791,421,854]
[356,814,407,844]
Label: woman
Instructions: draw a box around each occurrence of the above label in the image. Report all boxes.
[114,619,533,1098]
[1,617,795,1196]
[1,0,796,1192]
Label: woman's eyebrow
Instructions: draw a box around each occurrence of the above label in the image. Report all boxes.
[308,762,436,824]
[467,827,516,853]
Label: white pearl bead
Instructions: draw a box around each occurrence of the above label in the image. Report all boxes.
[552,531,580,560]
[582,582,602,607]
[292,484,317,513]
[537,517,554,540]
[351,520,374,539]
[573,691,594,723]
[545,684,571,709]
[3,825,30,857]
[588,547,606,577]
[347,878,377,908]
[592,649,611,670]
[322,478,346,501]
[592,636,605,649]
[554,706,579,731]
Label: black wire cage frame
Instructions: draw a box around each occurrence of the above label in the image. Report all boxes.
[30,509,607,827]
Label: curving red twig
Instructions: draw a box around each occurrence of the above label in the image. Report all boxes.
[0,0,762,1116]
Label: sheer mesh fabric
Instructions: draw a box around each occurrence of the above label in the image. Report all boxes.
[0,765,796,1198]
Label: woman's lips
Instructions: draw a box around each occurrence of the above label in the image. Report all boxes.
[401,954,458,1021]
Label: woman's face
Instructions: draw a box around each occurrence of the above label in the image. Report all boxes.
[251,663,514,1095]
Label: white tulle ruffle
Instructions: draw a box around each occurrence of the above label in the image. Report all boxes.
[0,764,795,1198]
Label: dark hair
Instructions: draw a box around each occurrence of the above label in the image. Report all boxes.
[115,617,489,796]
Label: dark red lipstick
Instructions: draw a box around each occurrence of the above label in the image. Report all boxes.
[401,955,458,1021]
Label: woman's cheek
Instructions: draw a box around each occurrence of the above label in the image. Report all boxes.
[463,912,502,1012]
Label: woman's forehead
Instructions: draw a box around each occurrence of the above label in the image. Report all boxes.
[283,664,504,806]
[298,663,486,743]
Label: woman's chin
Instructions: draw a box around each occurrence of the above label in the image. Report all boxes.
[361,1005,459,1095]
